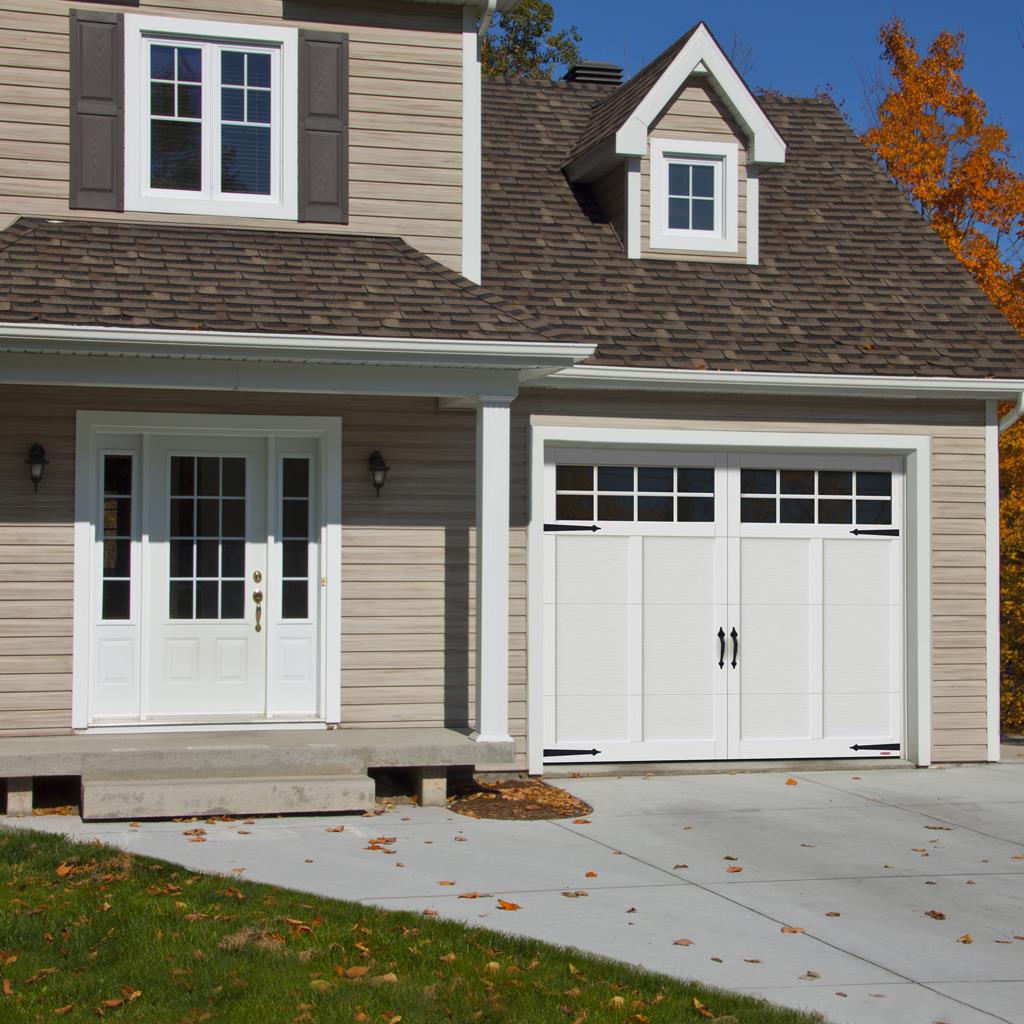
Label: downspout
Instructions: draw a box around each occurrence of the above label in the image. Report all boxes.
[999,392,1024,433]
[479,0,497,39]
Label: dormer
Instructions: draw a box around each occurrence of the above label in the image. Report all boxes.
[564,23,786,265]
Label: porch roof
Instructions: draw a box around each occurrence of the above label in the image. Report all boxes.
[0,217,546,345]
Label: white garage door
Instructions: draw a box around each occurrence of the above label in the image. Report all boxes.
[542,450,903,764]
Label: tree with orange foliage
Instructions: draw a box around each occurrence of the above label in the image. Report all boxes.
[865,18,1024,732]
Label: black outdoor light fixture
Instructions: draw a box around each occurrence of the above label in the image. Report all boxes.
[368,450,390,497]
[25,443,48,492]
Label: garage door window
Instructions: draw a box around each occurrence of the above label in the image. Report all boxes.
[740,468,892,525]
[555,464,715,523]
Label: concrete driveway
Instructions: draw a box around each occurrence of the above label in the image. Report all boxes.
[7,763,1024,1024]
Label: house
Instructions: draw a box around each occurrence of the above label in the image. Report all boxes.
[0,1,1020,819]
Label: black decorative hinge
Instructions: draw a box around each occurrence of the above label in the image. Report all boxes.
[544,748,601,757]
[850,529,900,537]
[850,743,901,751]
[544,524,601,533]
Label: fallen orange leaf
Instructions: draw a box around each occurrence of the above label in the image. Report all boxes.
[786,778,799,786]
[325,825,345,833]
[958,934,973,944]
[925,910,947,921]
[2,979,13,997]
[673,939,694,946]
[727,866,743,874]
[781,927,805,934]
[496,899,520,911]
[692,996,714,1019]
[438,881,456,887]
[573,819,591,825]
[53,1003,75,1015]
[585,871,598,878]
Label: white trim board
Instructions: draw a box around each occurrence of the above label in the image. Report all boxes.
[986,401,1001,762]
[73,411,343,731]
[526,423,932,774]
[615,23,785,165]
[461,8,483,285]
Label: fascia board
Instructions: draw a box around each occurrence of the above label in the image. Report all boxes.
[615,24,785,165]
[534,364,1024,401]
[0,323,594,371]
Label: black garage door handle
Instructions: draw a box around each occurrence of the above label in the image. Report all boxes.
[730,627,739,668]
[718,627,726,669]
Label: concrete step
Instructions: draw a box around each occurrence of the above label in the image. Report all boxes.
[81,773,375,821]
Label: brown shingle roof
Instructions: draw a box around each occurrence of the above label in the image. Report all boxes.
[0,217,546,342]
[483,76,1023,378]
[566,26,698,163]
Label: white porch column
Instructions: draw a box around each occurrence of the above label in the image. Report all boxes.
[474,397,513,743]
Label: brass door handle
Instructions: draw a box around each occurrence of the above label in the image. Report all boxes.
[253,590,264,632]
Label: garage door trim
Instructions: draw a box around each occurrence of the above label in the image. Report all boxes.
[526,424,932,774]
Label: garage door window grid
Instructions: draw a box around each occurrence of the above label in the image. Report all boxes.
[740,468,892,525]
[555,464,715,522]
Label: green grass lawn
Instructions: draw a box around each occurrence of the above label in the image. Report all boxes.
[0,827,822,1024]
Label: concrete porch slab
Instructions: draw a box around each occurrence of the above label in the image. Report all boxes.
[0,727,515,780]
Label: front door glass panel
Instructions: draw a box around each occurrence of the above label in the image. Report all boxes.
[169,455,247,620]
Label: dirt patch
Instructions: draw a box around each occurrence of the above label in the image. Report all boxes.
[447,778,592,821]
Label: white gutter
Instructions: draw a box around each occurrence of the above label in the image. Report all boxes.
[999,392,1024,433]
[0,323,594,374]
[535,363,1024,402]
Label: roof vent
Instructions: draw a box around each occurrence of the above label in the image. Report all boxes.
[563,61,623,86]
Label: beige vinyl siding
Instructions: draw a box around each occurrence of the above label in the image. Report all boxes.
[0,0,465,270]
[641,77,748,263]
[514,389,993,763]
[0,383,993,766]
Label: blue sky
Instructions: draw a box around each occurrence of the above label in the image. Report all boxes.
[553,1,1024,145]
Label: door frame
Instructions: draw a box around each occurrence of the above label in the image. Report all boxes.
[73,411,342,731]
[527,422,932,773]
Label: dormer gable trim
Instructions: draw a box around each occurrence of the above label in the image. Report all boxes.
[616,23,785,165]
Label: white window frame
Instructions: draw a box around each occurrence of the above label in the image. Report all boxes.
[649,138,739,253]
[124,15,298,220]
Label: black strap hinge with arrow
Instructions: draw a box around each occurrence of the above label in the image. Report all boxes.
[544,748,601,757]
[544,524,601,533]
[850,529,900,537]
[850,743,901,752]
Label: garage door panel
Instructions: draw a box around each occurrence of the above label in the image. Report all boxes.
[644,692,718,742]
[643,536,716,605]
[556,535,630,604]
[824,540,893,605]
[740,538,810,606]
[824,691,896,739]
[556,694,629,743]
[739,691,811,740]
[737,604,811,694]
[824,604,893,693]
[643,603,717,694]
[554,603,629,697]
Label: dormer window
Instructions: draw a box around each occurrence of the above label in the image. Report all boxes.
[124,16,299,219]
[650,139,738,254]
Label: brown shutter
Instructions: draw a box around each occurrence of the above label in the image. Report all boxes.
[69,9,124,211]
[298,30,349,224]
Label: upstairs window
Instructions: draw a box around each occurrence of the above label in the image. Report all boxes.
[124,16,298,219]
[649,139,738,254]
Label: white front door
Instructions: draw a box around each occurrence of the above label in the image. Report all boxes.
[147,437,268,718]
[544,449,904,764]
[84,417,334,727]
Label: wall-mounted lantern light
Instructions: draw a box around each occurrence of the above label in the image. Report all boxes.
[25,443,48,492]
[368,450,390,498]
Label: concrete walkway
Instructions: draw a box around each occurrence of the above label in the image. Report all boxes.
[7,763,1024,1024]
